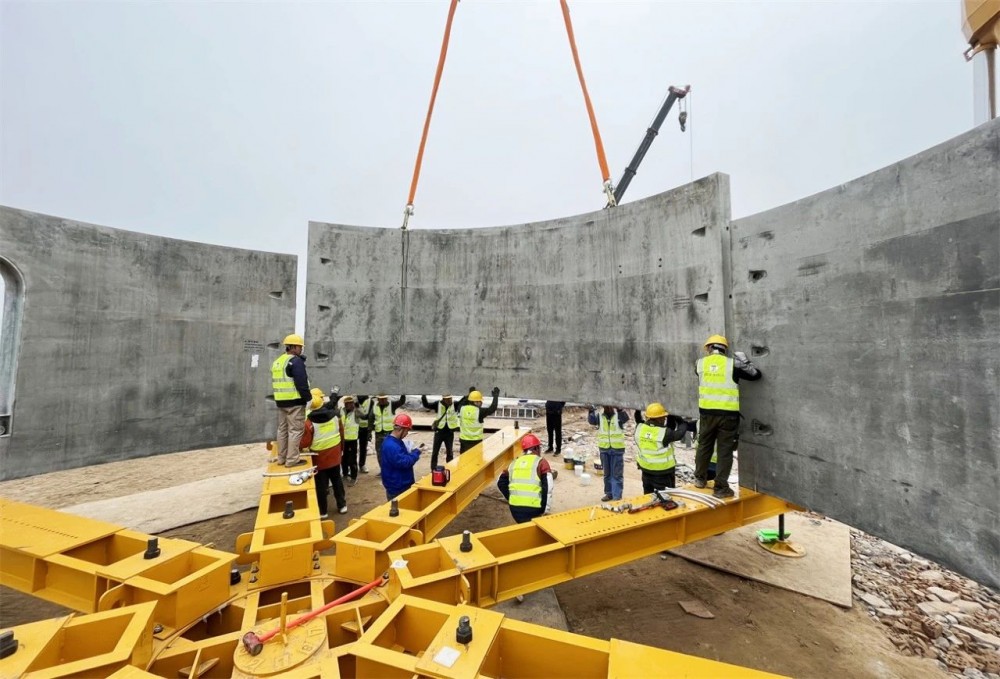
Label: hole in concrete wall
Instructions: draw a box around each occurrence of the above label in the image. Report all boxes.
[265,395,275,402]
[318,305,331,312]
[691,226,706,237]
[751,420,773,436]
[316,352,330,361]
[694,293,709,303]
[751,345,770,358]
[320,257,331,264]
[657,257,663,269]
[0,257,25,437]
[267,342,281,350]
[749,269,767,282]
[269,291,284,299]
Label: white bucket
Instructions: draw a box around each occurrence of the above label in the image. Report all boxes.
[574,465,584,477]
[580,473,592,485]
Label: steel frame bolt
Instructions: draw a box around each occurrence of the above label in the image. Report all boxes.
[153,624,163,634]
[460,530,473,553]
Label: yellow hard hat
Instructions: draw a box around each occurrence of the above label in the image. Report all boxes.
[342,395,355,404]
[645,402,668,419]
[469,390,483,402]
[283,333,304,346]
[310,388,324,399]
[309,395,324,410]
[704,334,729,349]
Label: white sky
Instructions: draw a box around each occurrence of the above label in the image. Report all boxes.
[0,1,976,330]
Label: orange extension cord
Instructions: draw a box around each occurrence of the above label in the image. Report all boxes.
[403,0,615,227]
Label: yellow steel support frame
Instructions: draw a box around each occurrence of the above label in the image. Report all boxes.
[1,428,789,677]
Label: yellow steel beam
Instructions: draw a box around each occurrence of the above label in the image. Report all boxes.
[387,487,800,606]
[331,426,530,583]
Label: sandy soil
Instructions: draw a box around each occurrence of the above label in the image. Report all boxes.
[0,408,949,678]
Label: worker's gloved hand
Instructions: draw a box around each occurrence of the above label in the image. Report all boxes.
[469,386,476,393]
[491,386,500,397]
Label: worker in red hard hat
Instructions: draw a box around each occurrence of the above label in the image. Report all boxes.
[379,412,424,500]
[497,433,554,524]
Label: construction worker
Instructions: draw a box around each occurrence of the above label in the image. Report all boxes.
[379,413,423,500]
[270,333,311,467]
[497,433,553,524]
[356,394,372,473]
[305,387,325,416]
[633,402,688,493]
[299,394,347,517]
[340,396,361,485]
[544,400,566,455]
[421,393,460,469]
[694,334,762,499]
[591,405,629,501]
[457,386,500,453]
[369,393,406,472]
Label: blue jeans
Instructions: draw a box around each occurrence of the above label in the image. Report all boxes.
[599,448,625,500]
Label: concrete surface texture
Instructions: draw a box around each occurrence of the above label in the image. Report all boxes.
[0,207,296,479]
[731,119,1000,589]
[307,174,731,412]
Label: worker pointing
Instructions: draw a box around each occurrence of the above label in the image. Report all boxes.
[270,333,311,467]
[694,334,762,499]
[457,386,500,453]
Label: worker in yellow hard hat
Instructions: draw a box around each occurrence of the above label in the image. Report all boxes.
[633,402,689,493]
[368,393,407,473]
[270,333,312,467]
[457,385,501,453]
[694,334,762,499]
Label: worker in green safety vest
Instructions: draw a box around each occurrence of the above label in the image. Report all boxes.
[340,396,362,486]
[421,393,461,469]
[300,399,347,518]
[368,393,406,472]
[497,433,554,524]
[457,386,500,453]
[590,405,629,502]
[694,334,762,499]
[270,333,312,468]
[633,402,689,493]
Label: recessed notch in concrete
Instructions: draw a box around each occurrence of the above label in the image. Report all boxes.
[318,305,331,312]
[269,291,284,299]
[751,420,773,436]
[749,269,767,282]
[750,345,770,358]
[692,226,707,237]
[320,257,331,264]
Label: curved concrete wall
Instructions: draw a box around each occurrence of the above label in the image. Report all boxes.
[0,207,296,479]
[306,121,999,587]
[306,174,730,412]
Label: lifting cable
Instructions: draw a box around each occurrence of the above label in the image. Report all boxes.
[402,0,615,228]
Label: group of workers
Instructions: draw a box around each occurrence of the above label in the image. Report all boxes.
[270,331,759,521]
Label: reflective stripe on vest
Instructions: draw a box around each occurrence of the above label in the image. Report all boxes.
[271,354,298,402]
[373,404,395,433]
[597,413,625,449]
[437,402,460,429]
[634,423,676,471]
[341,411,360,441]
[358,399,371,427]
[310,419,341,451]
[507,455,543,508]
[460,405,483,441]
[697,354,740,411]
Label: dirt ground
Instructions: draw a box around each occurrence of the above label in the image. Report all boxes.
[0,407,950,678]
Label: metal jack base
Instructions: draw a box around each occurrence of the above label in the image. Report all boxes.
[758,538,806,558]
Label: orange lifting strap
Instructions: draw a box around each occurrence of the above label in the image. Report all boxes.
[402,0,614,228]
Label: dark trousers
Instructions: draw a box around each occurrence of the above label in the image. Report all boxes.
[510,506,544,524]
[695,413,739,491]
[375,432,387,468]
[545,411,562,452]
[358,427,371,468]
[341,440,358,481]
[641,468,676,494]
[431,428,455,469]
[315,466,346,516]
[459,438,480,454]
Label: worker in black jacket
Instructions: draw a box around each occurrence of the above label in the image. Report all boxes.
[544,400,566,455]
[421,393,461,469]
[456,386,500,453]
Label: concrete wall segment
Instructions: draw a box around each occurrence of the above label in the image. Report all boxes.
[0,207,297,479]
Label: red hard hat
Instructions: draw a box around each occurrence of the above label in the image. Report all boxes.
[521,433,542,451]
[393,413,413,428]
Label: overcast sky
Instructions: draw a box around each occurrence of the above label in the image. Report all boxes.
[0,1,977,330]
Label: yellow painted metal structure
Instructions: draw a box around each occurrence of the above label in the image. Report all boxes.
[1,427,794,677]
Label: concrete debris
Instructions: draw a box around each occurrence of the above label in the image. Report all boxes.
[678,600,715,619]
[850,530,1000,678]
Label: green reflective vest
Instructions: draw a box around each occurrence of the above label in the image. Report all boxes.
[697,354,740,411]
[460,405,483,441]
[358,398,371,428]
[436,402,460,429]
[310,419,341,451]
[634,423,676,471]
[597,413,625,450]
[271,354,298,402]
[507,454,543,508]
[341,410,360,441]
[373,404,395,434]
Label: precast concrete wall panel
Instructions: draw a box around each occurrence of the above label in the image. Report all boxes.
[0,207,297,479]
[730,119,1000,588]
[307,174,730,411]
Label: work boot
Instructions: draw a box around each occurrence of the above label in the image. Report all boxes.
[360,466,369,474]
[712,487,735,499]
[694,479,707,489]
[284,458,304,468]
[338,506,348,514]
[601,494,612,502]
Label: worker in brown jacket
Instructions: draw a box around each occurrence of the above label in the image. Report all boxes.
[300,398,348,517]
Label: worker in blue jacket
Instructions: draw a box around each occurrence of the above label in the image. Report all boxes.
[379,413,423,500]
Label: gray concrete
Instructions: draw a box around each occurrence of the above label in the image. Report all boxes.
[731,119,1000,589]
[306,174,730,412]
[0,207,296,479]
